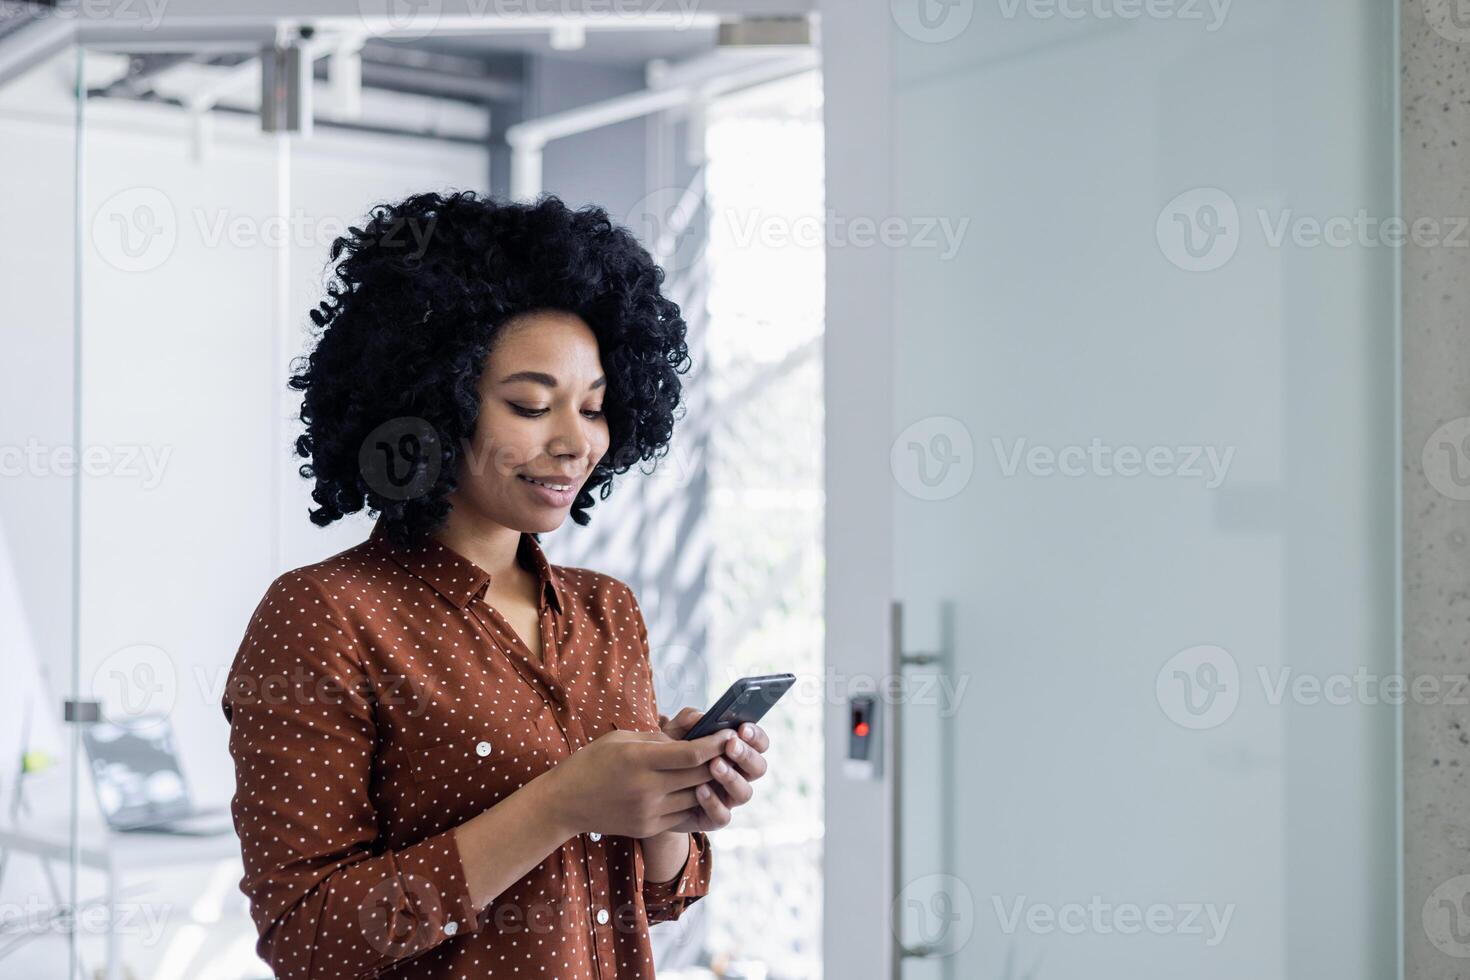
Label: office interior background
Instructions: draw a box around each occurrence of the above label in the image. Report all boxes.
[0,0,1467,978]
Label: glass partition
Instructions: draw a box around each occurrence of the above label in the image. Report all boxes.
[886,3,1399,978]
[62,35,494,978]
[0,35,87,980]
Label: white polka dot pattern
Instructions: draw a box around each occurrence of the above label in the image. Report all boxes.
[221,515,713,979]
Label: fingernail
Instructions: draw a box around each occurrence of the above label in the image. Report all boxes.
[697,785,711,799]
[712,759,728,775]
[742,724,753,738]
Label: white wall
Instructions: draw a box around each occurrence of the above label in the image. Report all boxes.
[0,49,83,784]
[0,48,488,816]
[88,111,487,810]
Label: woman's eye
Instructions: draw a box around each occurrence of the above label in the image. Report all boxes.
[509,403,603,420]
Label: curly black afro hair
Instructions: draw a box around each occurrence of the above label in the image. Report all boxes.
[288,190,692,549]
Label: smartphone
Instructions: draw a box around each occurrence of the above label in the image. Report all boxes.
[681,673,796,740]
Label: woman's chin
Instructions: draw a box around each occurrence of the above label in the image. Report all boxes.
[512,508,570,535]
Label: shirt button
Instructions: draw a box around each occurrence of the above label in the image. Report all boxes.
[588,832,602,842]
[475,741,492,757]
[443,921,459,936]
[595,908,609,925]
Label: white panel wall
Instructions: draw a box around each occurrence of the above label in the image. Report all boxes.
[0,53,487,816]
[0,51,82,779]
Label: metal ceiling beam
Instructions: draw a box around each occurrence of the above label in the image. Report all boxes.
[326,55,520,104]
[59,0,814,24]
[85,51,195,99]
[505,48,818,199]
[74,30,522,111]
[76,21,278,51]
[0,9,75,90]
[85,89,488,145]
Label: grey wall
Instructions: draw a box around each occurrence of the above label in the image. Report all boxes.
[817,2,895,978]
[1403,2,1470,977]
[525,54,649,213]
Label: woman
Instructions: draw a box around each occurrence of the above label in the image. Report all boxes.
[220,191,769,980]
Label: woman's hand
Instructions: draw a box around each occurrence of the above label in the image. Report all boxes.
[657,707,771,833]
[547,727,735,839]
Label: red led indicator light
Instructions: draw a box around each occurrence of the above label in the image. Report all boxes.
[854,721,870,737]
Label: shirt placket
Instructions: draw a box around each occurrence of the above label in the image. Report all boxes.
[466,595,621,980]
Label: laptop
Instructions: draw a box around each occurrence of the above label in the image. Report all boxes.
[82,714,234,836]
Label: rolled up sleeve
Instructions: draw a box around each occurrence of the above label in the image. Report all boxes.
[640,830,713,923]
[222,571,483,979]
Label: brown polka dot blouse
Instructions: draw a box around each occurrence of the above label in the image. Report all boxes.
[220,516,712,978]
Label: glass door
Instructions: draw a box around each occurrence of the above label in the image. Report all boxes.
[885,2,1398,978]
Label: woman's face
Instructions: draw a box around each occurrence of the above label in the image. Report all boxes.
[452,309,610,534]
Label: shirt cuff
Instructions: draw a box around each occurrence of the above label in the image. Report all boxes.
[642,831,713,924]
[401,826,485,940]
[360,827,485,977]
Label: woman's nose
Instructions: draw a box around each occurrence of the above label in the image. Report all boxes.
[548,412,594,458]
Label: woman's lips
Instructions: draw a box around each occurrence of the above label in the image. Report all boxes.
[517,473,577,506]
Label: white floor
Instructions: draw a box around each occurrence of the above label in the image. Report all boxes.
[1,834,267,980]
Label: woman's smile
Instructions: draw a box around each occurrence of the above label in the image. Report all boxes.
[516,471,579,506]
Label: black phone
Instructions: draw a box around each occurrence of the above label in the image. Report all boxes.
[681,673,796,740]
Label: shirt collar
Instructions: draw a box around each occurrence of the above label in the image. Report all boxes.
[369,516,565,615]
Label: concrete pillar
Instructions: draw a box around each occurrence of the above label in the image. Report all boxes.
[1403,2,1470,976]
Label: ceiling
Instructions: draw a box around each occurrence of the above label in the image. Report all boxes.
[409,24,722,68]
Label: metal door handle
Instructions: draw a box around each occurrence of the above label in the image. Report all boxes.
[890,599,956,979]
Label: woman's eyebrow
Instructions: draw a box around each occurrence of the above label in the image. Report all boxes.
[497,370,606,390]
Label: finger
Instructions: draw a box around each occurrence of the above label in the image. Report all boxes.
[694,781,732,827]
[737,722,770,754]
[651,807,696,837]
[656,763,725,794]
[655,787,702,815]
[709,756,753,806]
[723,736,768,781]
[647,728,737,770]
[662,707,703,738]
[724,731,764,764]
